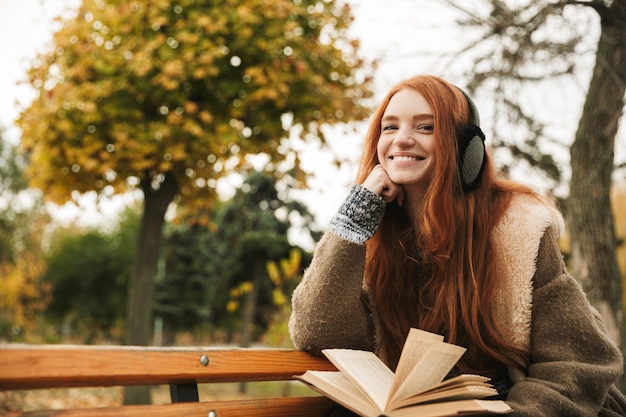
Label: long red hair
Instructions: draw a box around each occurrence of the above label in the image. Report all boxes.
[358,75,536,374]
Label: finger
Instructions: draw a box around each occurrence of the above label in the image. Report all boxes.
[362,165,388,195]
[381,183,403,204]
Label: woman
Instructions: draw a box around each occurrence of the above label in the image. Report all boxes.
[289,75,626,416]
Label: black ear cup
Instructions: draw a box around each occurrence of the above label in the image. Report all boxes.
[457,124,486,191]
[454,87,486,192]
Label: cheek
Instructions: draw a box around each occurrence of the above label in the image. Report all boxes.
[424,137,437,154]
[376,137,387,164]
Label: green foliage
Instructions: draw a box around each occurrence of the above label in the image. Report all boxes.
[42,207,138,342]
[35,171,312,344]
[155,171,316,342]
[154,221,222,343]
[212,172,315,338]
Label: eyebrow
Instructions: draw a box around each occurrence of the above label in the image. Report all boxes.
[381,114,434,122]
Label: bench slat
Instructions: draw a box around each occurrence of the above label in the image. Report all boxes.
[0,396,336,417]
[0,346,335,390]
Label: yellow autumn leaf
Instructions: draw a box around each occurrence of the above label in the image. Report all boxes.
[227,300,240,313]
[266,261,281,286]
[272,288,287,307]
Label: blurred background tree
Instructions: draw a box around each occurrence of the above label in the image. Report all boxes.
[42,207,138,343]
[0,130,50,342]
[437,0,626,388]
[261,247,307,348]
[154,171,317,347]
[152,219,219,346]
[16,0,374,402]
[29,171,314,348]
[209,170,318,348]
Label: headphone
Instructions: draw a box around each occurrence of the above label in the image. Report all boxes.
[455,87,486,192]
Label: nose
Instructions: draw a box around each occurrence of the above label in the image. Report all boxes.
[394,128,416,146]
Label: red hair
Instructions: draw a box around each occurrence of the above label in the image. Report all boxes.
[358,75,536,374]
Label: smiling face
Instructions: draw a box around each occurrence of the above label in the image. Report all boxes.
[377,88,436,197]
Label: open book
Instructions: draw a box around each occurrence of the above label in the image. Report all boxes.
[296,328,512,417]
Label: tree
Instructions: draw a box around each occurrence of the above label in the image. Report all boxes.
[262,248,307,348]
[214,171,319,345]
[17,0,374,402]
[154,170,318,345]
[437,0,626,387]
[0,131,50,341]
[153,220,222,345]
[42,207,138,343]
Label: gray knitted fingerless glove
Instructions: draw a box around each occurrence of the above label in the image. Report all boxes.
[329,184,386,244]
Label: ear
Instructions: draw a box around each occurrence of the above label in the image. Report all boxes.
[457,123,486,191]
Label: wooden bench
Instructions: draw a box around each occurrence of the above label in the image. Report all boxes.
[0,344,337,416]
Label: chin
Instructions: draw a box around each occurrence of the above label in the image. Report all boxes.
[391,176,424,185]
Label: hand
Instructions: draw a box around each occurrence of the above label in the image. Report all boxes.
[361,165,405,206]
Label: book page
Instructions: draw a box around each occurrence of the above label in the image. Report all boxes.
[390,399,512,417]
[410,374,491,396]
[296,371,379,417]
[391,382,498,410]
[387,341,466,408]
[389,329,444,399]
[322,348,394,412]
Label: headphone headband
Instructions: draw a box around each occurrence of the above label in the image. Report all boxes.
[455,86,480,126]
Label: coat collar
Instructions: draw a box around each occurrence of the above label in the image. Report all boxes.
[492,193,564,353]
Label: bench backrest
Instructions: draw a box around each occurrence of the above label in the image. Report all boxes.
[0,345,337,417]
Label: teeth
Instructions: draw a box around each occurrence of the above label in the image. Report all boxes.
[393,156,418,161]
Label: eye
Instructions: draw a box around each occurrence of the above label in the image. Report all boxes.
[416,124,434,132]
[382,124,398,131]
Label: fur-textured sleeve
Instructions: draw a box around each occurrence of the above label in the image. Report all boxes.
[505,229,626,416]
[288,232,376,354]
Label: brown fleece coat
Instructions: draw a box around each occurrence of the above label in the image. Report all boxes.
[289,194,626,416]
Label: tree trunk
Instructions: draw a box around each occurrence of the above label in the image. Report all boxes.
[238,266,262,394]
[240,271,261,349]
[123,172,178,405]
[568,2,626,390]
